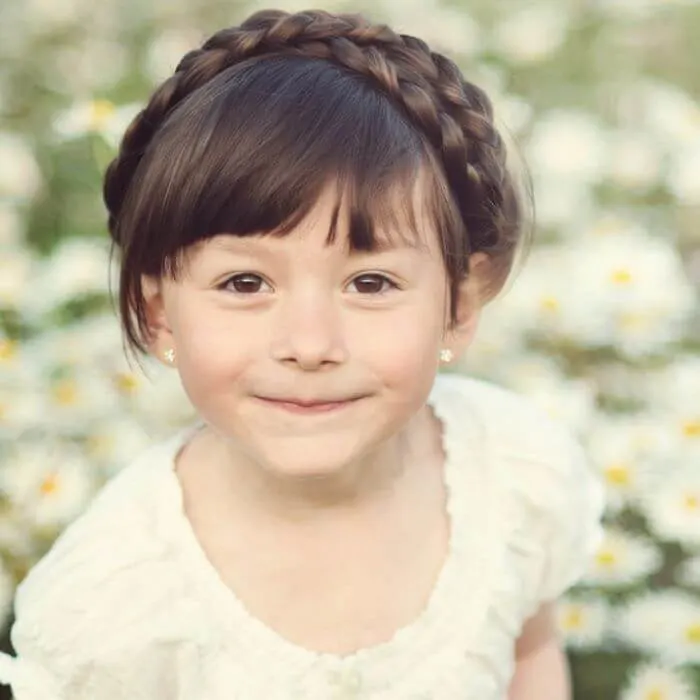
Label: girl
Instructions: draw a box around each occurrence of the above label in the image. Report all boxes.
[0,9,604,699]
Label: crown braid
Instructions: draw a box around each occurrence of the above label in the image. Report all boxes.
[104,9,509,253]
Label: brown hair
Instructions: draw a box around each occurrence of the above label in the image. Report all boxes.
[103,9,530,359]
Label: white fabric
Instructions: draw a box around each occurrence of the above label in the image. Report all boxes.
[0,374,605,699]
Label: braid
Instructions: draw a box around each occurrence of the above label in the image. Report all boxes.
[104,9,509,253]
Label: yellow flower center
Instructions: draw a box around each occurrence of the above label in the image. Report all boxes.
[685,622,700,645]
[540,296,560,313]
[51,379,78,406]
[113,372,139,394]
[682,420,700,439]
[562,606,584,631]
[683,494,700,512]
[88,99,116,130]
[604,463,632,487]
[86,433,114,458]
[40,473,59,496]
[611,269,633,285]
[646,689,666,700]
[596,549,618,568]
[0,339,17,362]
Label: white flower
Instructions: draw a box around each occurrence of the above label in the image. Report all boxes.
[529,178,595,230]
[564,230,696,355]
[83,416,152,477]
[496,356,595,432]
[22,237,113,319]
[52,99,141,149]
[587,413,670,514]
[555,595,610,650]
[642,360,700,459]
[0,383,45,442]
[644,357,700,411]
[678,556,700,589]
[491,5,569,63]
[642,467,700,549]
[379,0,482,59]
[25,0,91,28]
[0,132,42,202]
[494,94,534,136]
[144,28,203,84]
[495,245,581,335]
[41,369,122,433]
[606,130,663,191]
[0,512,36,560]
[669,144,700,205]
[581,527,663,588]
[0,440,97,529]
[616,591,700,664]
[52,39,127,93]
[639,81,700,148]
[0,245,35,310]
[526,110,608,186]
[619,662,697,700]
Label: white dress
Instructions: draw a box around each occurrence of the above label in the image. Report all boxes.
[0,374,605,699]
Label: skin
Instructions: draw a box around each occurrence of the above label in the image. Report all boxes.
[141,181,568,696]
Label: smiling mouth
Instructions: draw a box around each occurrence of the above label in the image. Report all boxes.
[255,396,364,413]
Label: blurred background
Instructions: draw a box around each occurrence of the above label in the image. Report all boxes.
[0,0,699,698]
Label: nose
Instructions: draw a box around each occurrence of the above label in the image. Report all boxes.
[270,290,347,370]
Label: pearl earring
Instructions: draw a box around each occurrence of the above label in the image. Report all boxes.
[439,349,454,363]
[164,348,175,364]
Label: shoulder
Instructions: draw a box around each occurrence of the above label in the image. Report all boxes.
[11,429,192,665]
[435,374,605,601]
[434,372,576,460]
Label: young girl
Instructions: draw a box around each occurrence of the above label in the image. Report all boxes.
[0,9,604,699]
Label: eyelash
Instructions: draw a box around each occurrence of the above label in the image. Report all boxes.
[218,273,400,296]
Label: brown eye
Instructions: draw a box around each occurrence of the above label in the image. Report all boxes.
[221,274,269,294]
[350,274,399,294]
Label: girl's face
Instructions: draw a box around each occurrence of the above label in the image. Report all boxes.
[144,185,482,482]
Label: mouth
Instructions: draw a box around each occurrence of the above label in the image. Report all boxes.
[254,395,365,414]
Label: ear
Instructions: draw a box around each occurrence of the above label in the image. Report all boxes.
[443,253,490,360]
[141,275,175,366]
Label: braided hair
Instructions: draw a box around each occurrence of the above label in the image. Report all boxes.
[103,9,527,357]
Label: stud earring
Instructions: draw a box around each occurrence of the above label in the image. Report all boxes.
[164,348,175,364]
[439,348,454,363]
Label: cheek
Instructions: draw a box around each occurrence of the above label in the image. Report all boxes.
[352,305,443,381]
[169,307,249,397]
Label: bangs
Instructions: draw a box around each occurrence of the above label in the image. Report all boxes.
[116,54,465,279]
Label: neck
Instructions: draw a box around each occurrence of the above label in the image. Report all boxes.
[199,406,437,525]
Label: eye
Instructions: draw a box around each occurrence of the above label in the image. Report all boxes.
[219,273,271,294]
[349,274,400,295]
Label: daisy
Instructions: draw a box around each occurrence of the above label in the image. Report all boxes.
[526,110,608,187]
[642,468,700,549]
[619,662,697,700]
[0,439,97,531]
[555,595,610,650]
[677,555,700,589]
[0,132,42,203]
[586,413,669,514]
[491,5,569,63]
[615,591,700,664]
[581,527,663,588]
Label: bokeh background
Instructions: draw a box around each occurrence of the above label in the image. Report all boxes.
[1,0,699,698]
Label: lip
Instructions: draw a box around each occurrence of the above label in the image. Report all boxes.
[255,396,363,414]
